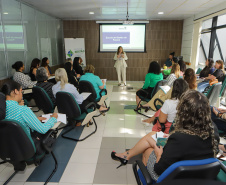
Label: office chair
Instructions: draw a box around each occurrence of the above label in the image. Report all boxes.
[205,83,222,106]
[32,86,55,114]
[196,68,202,74]
[135,80,167,118]
[79,80,108,111]
[56,91,98,142]
[133,158,224,185]
[0,93,58,185]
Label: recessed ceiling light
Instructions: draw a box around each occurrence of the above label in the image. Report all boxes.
[89,12,94,15]
[3,12,8,14]
[158,12,164,15]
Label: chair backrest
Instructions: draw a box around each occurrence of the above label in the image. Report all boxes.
[32,86,54,114]
[0,119,36,162]
[206,83,222,106]
[220,76,226,97]
[157,158,221,183]
[0,92,6,120]
[56,91,81,118]
[79,80,97,99]
[196,68,202,74]
[151,80,167,99]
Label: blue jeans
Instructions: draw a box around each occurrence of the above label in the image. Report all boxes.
[198,81,209,92]
[211,106,226,132]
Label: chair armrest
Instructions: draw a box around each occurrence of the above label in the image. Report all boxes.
[133,160,152,185]
[41,129,57,153]
[214,118,226,124]
[154,98,164,111]
[99,89,107,98]
[84,102,96,113]
[219,160,226,173]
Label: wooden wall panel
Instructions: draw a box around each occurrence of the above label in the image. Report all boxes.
[63,20,183,81]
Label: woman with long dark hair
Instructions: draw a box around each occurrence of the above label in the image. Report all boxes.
[184,68,197,90]
[111,90,217,182]
[41,57,54,76]
[73,57,84,75]
[199,58,215,78]
[64,62,79,88]
[29,58,41,81]
[135,61,163,110]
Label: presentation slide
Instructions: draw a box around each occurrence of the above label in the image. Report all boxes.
[99,24,146,52]
[0,25,26,50]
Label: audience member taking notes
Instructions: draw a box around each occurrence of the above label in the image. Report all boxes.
[1,80,58,136]
[111,90,218,182]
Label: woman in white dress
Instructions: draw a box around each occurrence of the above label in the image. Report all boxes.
[114,46,128,87]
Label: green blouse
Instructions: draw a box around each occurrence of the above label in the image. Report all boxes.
[143,73,163,89]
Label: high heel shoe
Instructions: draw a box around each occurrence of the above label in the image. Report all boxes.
[111,151,128,169]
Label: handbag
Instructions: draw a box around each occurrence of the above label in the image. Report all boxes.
[209,78,218,86]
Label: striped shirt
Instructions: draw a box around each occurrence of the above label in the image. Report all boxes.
[5,100,57,135]
[166,73,177,87]
[36,82,56,105]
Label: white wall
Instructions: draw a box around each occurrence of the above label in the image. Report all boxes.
[181,17,194,63]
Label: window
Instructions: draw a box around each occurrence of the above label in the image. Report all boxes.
[198,15,226,67]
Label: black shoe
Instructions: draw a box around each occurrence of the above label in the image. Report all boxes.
[134,107,141,112]
[111,151,128,169]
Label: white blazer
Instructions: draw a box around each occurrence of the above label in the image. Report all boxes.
[113,52,128,68]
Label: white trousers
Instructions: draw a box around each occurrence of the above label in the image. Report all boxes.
[116,65,126,84]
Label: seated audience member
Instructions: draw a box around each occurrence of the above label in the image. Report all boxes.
[12,61,36,89]
[183,68,197,90]
[112,90,218,182]
[36,67,56,105]
[41,57,54,76]
[29,58,41,81]
[141,67,196,111]
[66,58,81,79]
[73,57,84,75]
[135,61,163,110]
[164,52,175,68]
[198,60,225,92]
[199,58,215,78]
[165,63,180,87]
[142,79,189,134]
[80,65,107,101]
[1,80,58,136]
[64,62,79,88]
[52,68,109,113]
[178,60,186,77]
[211,106,226,132]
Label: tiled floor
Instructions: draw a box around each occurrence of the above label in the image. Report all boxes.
[0,81,225,185]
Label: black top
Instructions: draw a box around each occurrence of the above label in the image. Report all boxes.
[73,62,84,75]
[36,82,56,105]
[199,67,214,78]
[154,132,214,176]
[212,69,225,82]
[67,71,79,88]
[29,68,36,81]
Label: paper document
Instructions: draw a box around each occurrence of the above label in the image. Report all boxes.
[101,79,107,84]
[159,85,171,94]
[23,89,32,94]
[42,113,67,124]
[152,131,165,142]
[81,92,91,100]
[48,76,55,80]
